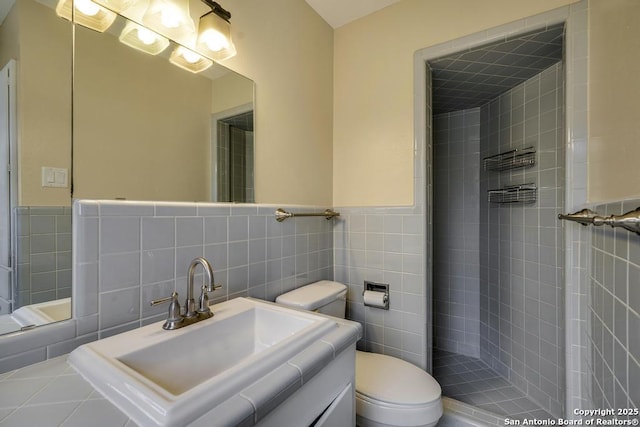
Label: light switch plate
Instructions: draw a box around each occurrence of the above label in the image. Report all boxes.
[41,167,68,188]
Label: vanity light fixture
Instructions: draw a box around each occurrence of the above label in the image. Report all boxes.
[142,0,195,42]
[56,0,117,32]
[119,21,170,55]
[196,0,236,61]
[169,46,213,73]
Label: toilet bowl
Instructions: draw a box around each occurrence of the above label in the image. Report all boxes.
[276,280,442,427]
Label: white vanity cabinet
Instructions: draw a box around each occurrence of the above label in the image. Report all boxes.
[312,384,354,426]
[256,347,356,427]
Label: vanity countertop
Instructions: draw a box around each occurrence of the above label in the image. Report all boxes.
[0,317,361,427]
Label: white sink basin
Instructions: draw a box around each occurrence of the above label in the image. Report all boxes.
[11,297,71,327]
[69,297,336,426]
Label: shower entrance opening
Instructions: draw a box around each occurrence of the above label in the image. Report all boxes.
[428,24,566,420]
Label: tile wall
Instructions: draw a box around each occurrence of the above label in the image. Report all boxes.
[479,62,565,417]
[74,200,333,339]
[334,207,427,369]
[14,207,72,308]
[433,108,481,357]
[587,200,640,413]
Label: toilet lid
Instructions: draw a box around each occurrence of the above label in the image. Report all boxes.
[275,280,346,310]
[356,351,441,406]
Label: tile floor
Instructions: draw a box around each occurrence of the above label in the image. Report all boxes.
[433,350,554,420]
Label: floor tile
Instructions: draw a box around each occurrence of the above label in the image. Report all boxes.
[433,349,553,420]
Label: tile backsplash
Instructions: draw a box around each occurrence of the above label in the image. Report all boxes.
[74,200,333,339]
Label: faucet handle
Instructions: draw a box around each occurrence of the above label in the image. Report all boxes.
[150,291,184,330]
[197,285,215,319]
[207,283,223,292]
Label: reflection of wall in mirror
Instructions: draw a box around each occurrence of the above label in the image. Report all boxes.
[15,207,72,309]
[73,21,212,202]
[0,0,72,207]
[211,72,253,115]
[0,0,72,316]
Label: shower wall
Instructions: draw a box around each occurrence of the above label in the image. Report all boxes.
[433,108,481,357]
[479,62,565,417]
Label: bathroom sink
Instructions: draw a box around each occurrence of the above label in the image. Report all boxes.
[11,297,71,326]
[69,297,337,426]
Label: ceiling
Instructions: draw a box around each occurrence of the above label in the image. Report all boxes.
[0,0,15,25]
[430,24,564,114]
[305,0,401,28]
[1,0,398,30]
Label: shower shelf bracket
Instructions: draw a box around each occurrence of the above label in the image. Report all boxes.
[483,146,536,172]
[488,183,537,204]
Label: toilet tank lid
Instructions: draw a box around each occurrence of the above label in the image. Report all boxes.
[356,351,441,405]
[275,280,346,310]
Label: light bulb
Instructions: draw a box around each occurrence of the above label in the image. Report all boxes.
[201,29,228,52]
[160,5,182,28]
[75,0,100,16]
[180,48,201,64]
[137,27,157,45]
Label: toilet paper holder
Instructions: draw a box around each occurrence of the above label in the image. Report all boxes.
[363,281,389,310]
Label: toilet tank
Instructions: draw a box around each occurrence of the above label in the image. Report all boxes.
[276,280,347,318]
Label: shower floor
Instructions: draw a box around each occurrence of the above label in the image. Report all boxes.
[433,350,553,420]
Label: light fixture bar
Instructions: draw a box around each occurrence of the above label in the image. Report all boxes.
[91,0,136,14]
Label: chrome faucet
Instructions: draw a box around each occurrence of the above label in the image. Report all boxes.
[150,257,222,330]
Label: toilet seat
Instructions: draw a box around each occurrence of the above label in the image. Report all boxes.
[355,351,442,426]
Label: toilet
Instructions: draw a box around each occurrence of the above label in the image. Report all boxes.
[276,280,443,427]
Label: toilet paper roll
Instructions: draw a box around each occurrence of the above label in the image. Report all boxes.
[363,290,388,309]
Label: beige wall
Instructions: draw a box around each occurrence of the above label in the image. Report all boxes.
[5,0,334,206]
[221,0,334,205]
[1,0,73,206]
[333,0,577,207]
[587,0,640,203]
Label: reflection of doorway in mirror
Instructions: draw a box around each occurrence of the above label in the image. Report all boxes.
[211,105,254,203]
[0,60,17,318]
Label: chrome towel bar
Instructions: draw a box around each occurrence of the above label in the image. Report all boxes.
[558,207,640,235]
[275,208,340,222]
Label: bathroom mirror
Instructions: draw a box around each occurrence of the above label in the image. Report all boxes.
[0,0,255,336]
[0,0,73,335]
[72,2,255,203]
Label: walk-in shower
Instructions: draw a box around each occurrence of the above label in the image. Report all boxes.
[429,24,566,419]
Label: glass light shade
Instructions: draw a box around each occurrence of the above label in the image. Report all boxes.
[196,12,236,61]
[142,0,196,42]
[169,46,213,73]
[91,0,136,13]
[56,0,116,32]
[119,22,170,55]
